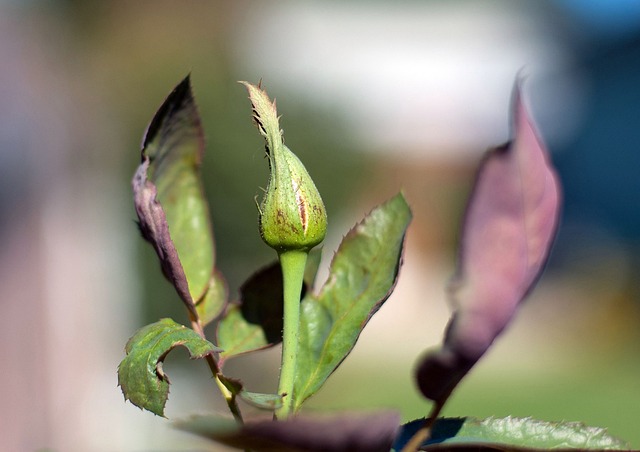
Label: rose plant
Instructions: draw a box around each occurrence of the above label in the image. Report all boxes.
[117,76,630,451]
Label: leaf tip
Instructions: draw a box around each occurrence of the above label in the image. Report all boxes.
[142,74,195,152]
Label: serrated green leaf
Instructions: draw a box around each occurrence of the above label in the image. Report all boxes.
[133,76,216,315]
[196,271,228,326]
[293,193,412,410]
[394,416,630,451]
[118,318,221,417]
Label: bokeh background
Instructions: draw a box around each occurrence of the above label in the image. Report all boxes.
[1,1,639,450]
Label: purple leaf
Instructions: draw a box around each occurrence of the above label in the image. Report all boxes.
[133,158,196,317]
[238,261,289,344]
[176,411,401,452]
[416,85,561,404]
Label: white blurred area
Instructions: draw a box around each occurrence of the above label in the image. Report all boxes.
[1,1,638,451]
[232,0,597,389]
[233,0,583,345]
[234,1,586,159]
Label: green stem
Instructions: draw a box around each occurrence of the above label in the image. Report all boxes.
[214,372,244,425]
[189,314,244,425]
[400,401,443,452]
[275,249,308,419]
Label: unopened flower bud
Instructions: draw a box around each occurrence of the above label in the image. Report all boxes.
[241,81,327,253]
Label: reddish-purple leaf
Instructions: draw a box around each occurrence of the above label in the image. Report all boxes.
[176,411,401,452]
[416,85,561,404]
[133,76,218,320]
[133,158,195,317]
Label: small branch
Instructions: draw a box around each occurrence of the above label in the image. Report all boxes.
[213,370,244,425]
[188,312,206,339]
[189,311,244,425]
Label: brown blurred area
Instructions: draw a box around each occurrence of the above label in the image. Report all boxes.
[1,1,639,450]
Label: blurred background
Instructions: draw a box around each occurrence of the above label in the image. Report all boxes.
[1,0,639,450]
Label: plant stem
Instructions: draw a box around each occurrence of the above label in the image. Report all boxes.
[400,401,443,452]
[189,314,244,424]
[275,249,308,419]
[214,372,244,424]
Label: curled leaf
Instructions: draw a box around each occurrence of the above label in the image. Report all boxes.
[176,411,401,452]
[117,318,221,417]
[133,75,216,317]
[416,85,561,404]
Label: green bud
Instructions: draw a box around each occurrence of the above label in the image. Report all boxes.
[241,81,328,253]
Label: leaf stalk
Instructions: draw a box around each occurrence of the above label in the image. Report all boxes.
[400,402,443,452]
[189,314,244,424]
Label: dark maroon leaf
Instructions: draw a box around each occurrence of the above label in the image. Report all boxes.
[416,85,561,404]
[176,411,401,452]
[239,261,288,343]
[216,261,308,362]
[239,261,309,342]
